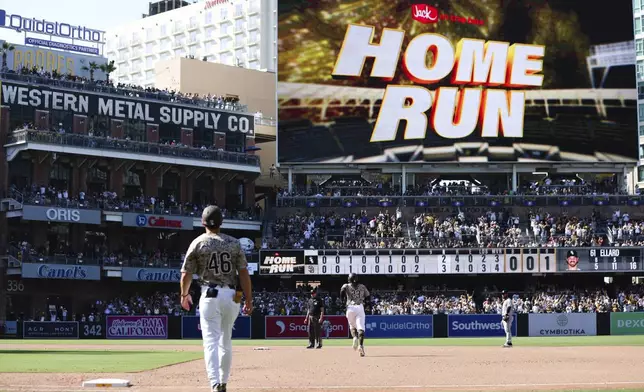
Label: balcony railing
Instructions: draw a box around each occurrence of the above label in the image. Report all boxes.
[275,195,643,208]
[8,130,261,167]
[0,72,249,113]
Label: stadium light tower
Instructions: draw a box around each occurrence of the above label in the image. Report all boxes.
[586,41,635,88]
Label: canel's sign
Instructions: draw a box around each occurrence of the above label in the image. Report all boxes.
[0,9,104,44]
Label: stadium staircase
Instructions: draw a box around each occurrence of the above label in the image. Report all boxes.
[0,190,23,218]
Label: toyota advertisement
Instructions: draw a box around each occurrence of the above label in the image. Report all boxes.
[265,316,349,339]
[278,1,637,163]
[448,314,517,338]
[182,316,251,339]
[365,315,433,338]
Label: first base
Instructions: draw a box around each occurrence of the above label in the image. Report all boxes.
[82,379,131,388]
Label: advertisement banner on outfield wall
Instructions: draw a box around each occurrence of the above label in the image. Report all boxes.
[182,316,251,339]
[528,313,597,336]
[80,321,106,339]
[265,315,348,339]
[365,315,433,338]
[106,316,168,339]
[610,313,644,335]
[448,314,517,337]
[23,321,79,339]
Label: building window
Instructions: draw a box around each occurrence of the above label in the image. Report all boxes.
[235,4,243,16]
[235,19,244,31]
[160,24,167,36]
[250,30,259,43]
[222,24,229,34]
[640,125,644,136]
[189,16,197,28]
[221,52,232,65]
[639,60,644,81]
[639,103,644,118]
[235,34,244,47]
[637,39,644,56]
[206,27,215,38]
[205,11,213,24]
[146,56,155,68]
[221,7,228,19]
[175,48,185,57]
[146,42,154,54]
[637,17,642,34]
[190,31,198,43]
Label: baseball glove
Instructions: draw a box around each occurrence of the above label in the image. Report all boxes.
[502,315,509,322]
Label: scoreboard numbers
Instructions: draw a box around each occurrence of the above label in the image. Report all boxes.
[505,249,522,273]
[523,248,538,273]
[299,247,639,275]
[539,248,557,273]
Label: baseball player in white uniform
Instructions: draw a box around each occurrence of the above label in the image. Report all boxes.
[501,290,514,348]
[340,273,370,357]
[180,206,253,392]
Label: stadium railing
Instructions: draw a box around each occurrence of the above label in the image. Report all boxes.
[275,195,642,208]
[17,252,260,266]
[8,130,261,167]
[0,72,248,113]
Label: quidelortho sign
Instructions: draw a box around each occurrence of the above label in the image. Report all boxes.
[22,205,102,224]
[0,10,104,43]
[122,267,181,282]
[21,263,101,280]
[1,82,255,136]
[528,313,597,337]
[448,314,517,337]
[1,39,106,75]
[610,313,644,335]
[121,213,194,231]
[365,315,433,338]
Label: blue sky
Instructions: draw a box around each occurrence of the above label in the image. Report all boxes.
[0,0,154,42]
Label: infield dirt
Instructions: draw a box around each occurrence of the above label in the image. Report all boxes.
[1,343,644,392]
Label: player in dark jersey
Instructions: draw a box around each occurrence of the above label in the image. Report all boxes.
[340,273,370,357]
[180,205,253,392]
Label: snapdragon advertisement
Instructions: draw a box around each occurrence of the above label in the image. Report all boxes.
[277,1,637,163]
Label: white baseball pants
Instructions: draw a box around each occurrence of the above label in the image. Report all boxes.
[346,304,366,331]
[502,317,513,344]
[199,286,240,387]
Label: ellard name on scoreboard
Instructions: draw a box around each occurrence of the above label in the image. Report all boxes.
[259,248,644,275]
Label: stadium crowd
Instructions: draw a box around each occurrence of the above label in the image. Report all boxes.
[11,184,260,220]
[24,286,644,322]
[277,177,625,198]
[2,66,244,112]
[266,209,608,249]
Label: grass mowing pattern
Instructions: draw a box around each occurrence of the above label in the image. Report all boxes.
[0,350,202,373]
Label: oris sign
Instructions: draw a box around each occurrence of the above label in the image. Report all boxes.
[22,205,101,224]
[122,213,193,231]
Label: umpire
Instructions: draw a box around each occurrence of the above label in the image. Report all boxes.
[305,287,324,349]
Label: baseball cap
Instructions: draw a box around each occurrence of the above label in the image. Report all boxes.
[202,205,223,228]
[567,250,578,257]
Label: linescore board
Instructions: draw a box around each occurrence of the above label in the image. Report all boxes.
[306,248,557,275]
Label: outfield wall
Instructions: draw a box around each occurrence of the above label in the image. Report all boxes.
[1,313,641,339]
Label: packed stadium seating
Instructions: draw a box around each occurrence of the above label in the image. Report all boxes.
[3,67,245,112]
[23,287,644,322]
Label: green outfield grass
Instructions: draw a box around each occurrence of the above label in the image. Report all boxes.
[3,335,644,347]
[0,349,202,373]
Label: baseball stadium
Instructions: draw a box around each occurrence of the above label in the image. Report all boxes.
[3,0,644,392]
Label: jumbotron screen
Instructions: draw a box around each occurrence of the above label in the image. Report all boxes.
[277,0,638,164]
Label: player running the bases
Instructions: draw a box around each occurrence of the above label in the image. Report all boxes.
[501,290,514,348]
[180,205,253,392]
[340,273,370,357]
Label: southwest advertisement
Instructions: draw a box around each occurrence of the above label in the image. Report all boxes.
[277,1,637,163]
[448,314,517,337]
[182,316,251,339]
[610,313,644,335]
[528,313,597,337]
[365,315,433,338]
[265,316,349,339]
[23,321,79,339]
[106,316,168,339]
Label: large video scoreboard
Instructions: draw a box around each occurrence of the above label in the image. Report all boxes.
[259,248,644,275]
